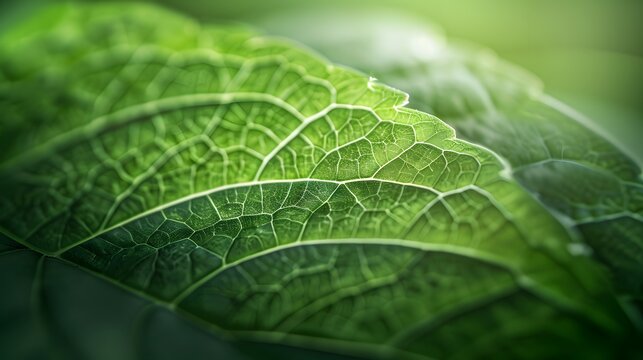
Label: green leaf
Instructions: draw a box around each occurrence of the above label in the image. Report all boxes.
[0,4,637,359]
[257,11,643,303]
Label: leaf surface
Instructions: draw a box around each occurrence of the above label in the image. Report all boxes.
[257,11,643,303]
[0,4,637,359]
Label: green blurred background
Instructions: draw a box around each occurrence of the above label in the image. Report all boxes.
[3,0,641,162]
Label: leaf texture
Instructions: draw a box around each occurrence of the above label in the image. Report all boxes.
[0,4,637,359]
[257,12,643,304]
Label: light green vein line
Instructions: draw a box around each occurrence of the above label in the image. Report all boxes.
[171,238,532,306]
[52,179,476,255]
[0,92,308,171]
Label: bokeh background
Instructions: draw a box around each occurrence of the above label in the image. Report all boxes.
[3,0,641,162]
